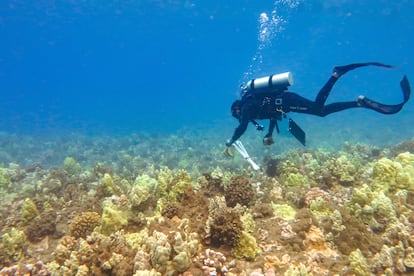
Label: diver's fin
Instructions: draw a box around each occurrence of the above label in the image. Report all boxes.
[400,75,411,103]
[333,62,395,77]
[358,75,411,114]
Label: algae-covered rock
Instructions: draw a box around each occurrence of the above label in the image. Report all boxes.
[233,230,261,260]
[129,174,158,209]
[272,203,296,221]
[348,248,370,276]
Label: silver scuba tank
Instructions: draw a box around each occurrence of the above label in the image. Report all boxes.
[245,72,294,93]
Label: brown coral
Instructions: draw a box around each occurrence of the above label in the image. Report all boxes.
[69,212,101,239]
[225,176,255,208]
[25,210,57,242]
[209,208,242,247]
[162,203,179,219]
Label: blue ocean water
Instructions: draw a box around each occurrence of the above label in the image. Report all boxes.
[0,0,413,147]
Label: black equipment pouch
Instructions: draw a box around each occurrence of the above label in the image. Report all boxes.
[289,118,306,146]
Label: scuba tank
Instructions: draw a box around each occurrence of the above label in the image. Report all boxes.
[244,72,294,94]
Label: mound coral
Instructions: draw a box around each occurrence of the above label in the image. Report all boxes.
[326,155,356,185]
[372,152,414,193]
[70,212,101,239]
[347,184,396,231]
[209,207,243,247]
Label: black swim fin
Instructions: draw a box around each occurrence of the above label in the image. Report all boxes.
[358,75,411,114]
[400,75,411,103]
[333,62,395,77]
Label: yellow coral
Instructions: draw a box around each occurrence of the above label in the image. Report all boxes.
[348,248,370,276]
[372,153,414,193]
[101,173,122,195]
[20,198,39,225]
[63,157,81,176]
[100,201,128,235]
[1,227,27,261]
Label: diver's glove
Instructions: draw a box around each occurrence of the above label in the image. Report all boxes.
[225,138,235,147]
[263,136,274,146]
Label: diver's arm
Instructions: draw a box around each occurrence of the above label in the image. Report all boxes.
[228,116,249,145]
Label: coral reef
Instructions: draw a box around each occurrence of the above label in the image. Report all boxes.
[1,130,414,275]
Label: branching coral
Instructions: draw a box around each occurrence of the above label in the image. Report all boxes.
[20,198,40,226]
[1,228,27,264]
[100,200,128,235]
[63,156,82,176]
[349,248,370,276]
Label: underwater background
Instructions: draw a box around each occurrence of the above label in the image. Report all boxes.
[1,0,414,275]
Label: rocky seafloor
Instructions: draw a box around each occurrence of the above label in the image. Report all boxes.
[1,130,414,276]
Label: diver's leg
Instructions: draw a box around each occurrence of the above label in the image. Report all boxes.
[314,62,395,106]
[314,75,339,106]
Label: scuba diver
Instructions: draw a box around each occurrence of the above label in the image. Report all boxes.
[225,62,411,148]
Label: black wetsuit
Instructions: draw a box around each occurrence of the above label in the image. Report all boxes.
[228,62,411,145]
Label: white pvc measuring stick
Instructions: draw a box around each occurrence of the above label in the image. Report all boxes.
[233,140,260,171]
